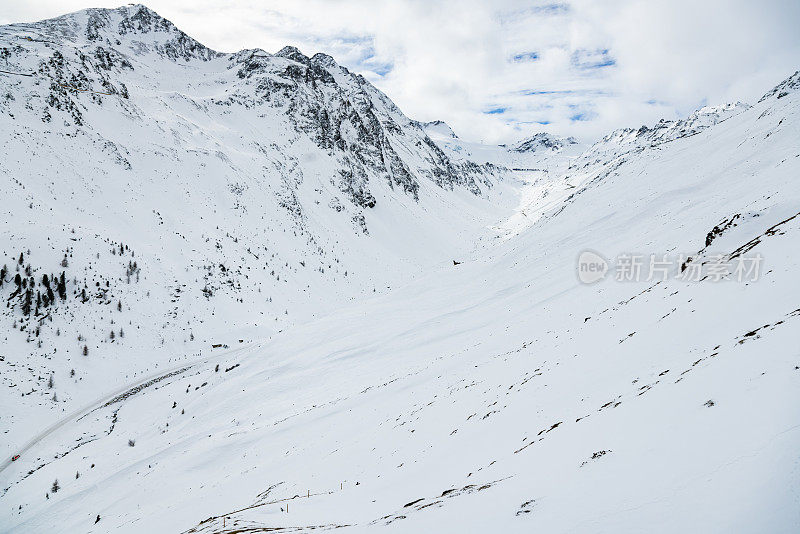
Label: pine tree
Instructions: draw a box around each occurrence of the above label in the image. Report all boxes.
[57,272,67,300]
[51,480,59,493]
[83,345,89,356]
[21,288,32,315]
[42,274,55,303]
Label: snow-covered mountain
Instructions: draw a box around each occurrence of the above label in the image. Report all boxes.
[492,100,758,239]
[416,120,458,139]
[511,132,579,154]
[2,5,800,533]
[421,121,584,172]
[0,4,521,436]
[418,124,587,240]
[574,101,751,170]
[4,65,797,533]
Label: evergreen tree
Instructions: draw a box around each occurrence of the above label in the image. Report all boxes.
[57,272,67,300]
[21,288,32,315]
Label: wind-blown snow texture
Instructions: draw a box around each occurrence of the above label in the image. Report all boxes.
[2,6,800,534]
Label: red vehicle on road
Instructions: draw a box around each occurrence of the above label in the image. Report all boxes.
[11,455,20,462]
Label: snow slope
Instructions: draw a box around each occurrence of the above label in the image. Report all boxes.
[493,100,758,238]
[0,4,520,450]
[2,23,799,530]
[421,123,586,239]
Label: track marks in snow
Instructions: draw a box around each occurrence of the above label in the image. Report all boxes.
[370,478,507,527]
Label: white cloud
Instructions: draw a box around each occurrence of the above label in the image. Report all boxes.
[2,0,798,143]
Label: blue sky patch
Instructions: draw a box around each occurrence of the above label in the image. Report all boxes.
[370,62,394,76]
[357,45,394,77]
[568,102,596,122]
[511,51,539,63]
[571,48,616,70]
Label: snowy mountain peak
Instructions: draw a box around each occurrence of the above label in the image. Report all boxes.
[418,120,459,139]
[512,132,579,153]
[576,100,752,168]
[8,4,219,62]
[759,70,800,102]
[310,52,338,68]
[275,45,311,65]
[1,3,504,202]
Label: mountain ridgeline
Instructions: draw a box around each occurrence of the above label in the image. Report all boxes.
[2,5,800,532]
[0,4,516,422]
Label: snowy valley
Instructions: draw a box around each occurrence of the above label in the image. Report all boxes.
[1,4,799,533]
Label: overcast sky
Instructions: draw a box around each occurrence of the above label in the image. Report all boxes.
[2,0,799,144]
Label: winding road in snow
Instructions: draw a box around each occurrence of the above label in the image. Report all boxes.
[0,343,259,478]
